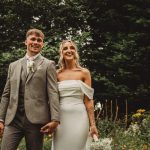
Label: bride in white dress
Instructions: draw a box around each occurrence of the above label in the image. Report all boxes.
[44,40,98,150]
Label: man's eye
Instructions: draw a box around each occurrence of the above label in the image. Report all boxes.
[30,38,36,41]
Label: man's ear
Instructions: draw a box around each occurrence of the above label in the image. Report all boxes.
[25,40,27,45]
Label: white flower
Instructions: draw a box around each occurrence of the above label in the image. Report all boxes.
[131,124,140,133]
[142,118,148,127]
[125,123,141,136]
[59,0,65,5]
[27,60,34,73]
[90,138,112,150]
[95,102,102,111]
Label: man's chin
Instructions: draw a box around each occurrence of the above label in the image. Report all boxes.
[29,51,40,56]
[31,49,41,53]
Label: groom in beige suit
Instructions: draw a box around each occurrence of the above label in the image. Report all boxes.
[0,29,60,150]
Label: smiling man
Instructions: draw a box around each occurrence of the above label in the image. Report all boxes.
[0,29,60,150]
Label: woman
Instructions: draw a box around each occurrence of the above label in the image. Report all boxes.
[53,40,98,150]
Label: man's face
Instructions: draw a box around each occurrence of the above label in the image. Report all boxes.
[25,34,44,56]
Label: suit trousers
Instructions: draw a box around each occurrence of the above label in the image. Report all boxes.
[0,113,44,150]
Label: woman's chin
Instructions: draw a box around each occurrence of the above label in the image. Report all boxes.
[64,57,74,61]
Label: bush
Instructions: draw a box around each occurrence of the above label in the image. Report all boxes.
[96,109,150,150]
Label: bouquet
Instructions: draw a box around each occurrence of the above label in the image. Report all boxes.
[90,135,112,150]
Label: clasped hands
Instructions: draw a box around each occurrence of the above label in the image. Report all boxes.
[0,121,59,137]
[0,122,4,138]
[40,121,59,135]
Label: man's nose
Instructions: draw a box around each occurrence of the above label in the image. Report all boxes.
[33,40,39,44]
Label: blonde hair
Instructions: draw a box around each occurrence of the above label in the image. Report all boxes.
[58,40,81,71]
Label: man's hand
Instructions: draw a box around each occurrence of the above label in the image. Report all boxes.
[40,121,59,134]
[0,122,4,138]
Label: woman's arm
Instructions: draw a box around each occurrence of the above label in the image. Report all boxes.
[82,69,99,137]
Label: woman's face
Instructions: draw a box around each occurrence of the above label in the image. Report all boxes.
[62,41,76,61]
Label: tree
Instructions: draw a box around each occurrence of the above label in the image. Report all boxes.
[0,0,150,105]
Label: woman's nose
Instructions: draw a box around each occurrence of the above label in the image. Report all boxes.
[67,47,72,51]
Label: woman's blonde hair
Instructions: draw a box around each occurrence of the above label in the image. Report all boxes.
[58,40,81,71]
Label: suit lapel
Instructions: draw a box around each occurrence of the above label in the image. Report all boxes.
[26,55,44,84]
[21,57,27,78]
[16,58,25,90]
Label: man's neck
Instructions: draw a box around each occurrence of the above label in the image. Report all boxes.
[26,51,39,57]
[26,53,40,60]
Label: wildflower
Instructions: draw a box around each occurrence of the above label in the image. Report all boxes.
[90,138,112,150]
[137,109,145,114]
[142,119,148,127]
[48,134,52,138]
[131,124,140,132]
[141,144,148,150]
[122,145,126,150]
[125,123,141,136]
[95,102,102,111]
[132,113,142,118]
[59,0,65,5]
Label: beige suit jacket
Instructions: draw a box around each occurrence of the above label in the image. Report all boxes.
[0,55,60,125]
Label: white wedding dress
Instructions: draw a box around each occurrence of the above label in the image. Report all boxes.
[51,80,94,150]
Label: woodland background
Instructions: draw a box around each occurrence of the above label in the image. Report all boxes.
[0,0,150,114]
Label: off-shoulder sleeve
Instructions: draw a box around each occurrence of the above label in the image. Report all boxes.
[79,80,94,100]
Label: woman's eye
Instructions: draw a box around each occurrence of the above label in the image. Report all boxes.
[70,46,75,49]
[63,47,68,50]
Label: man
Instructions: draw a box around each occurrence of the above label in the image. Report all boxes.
[0,28,60,150]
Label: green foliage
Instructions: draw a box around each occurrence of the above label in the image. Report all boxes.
[0,0,150,101]
[0,48,25,75]
[96,110,150,149]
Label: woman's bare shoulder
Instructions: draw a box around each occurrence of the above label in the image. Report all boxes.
[56,69,63,74]
[81,67,90,75]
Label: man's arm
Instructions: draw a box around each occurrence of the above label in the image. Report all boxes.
[0,65,11,136]
[41,61,60,134]
[46,61,60,122]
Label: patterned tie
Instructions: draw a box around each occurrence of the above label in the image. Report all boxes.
[27,58,35,74]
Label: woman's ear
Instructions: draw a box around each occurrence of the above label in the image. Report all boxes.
[41,42,44,48]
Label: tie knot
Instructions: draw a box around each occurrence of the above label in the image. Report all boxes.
[27,57,34,61]
[27,59,35,74]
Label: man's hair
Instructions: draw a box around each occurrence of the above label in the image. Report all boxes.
[26,28,44,39]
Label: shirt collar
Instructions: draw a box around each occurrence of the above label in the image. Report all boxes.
[26,53,41,61]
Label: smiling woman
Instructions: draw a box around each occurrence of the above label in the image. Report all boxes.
[58,40,80,71]
[50,40,99,150]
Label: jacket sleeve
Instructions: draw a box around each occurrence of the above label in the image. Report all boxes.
[46,61,60,122]
[0,64,11,121]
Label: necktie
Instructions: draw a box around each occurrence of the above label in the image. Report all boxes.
[27,59,34,74]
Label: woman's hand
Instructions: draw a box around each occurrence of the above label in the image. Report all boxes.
[90,125,99,139]
[40,121,59,134]
[0,122,4,138]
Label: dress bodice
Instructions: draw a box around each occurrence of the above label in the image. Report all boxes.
[58,80,94,105]
[52,80,93,150]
